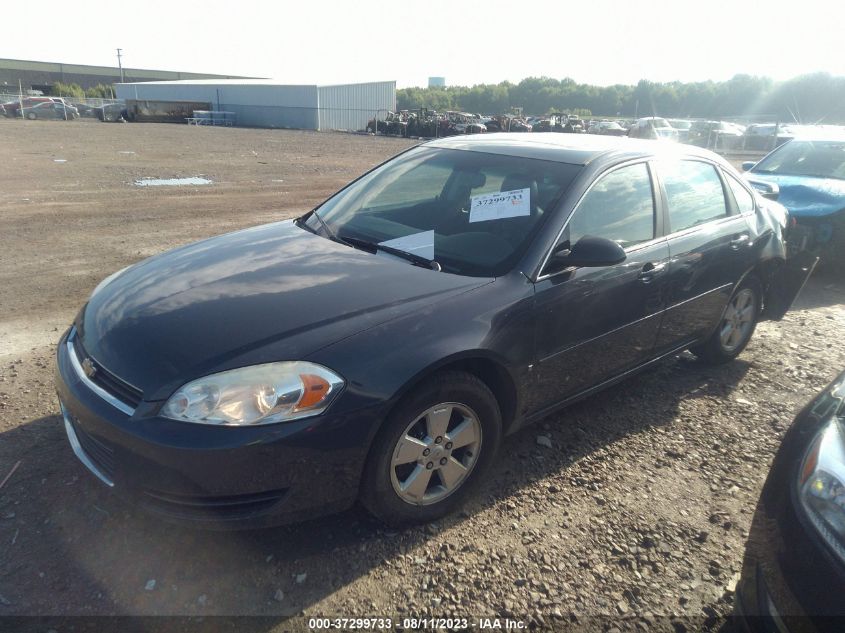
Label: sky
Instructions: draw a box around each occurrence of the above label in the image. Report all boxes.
[4,0,845,88]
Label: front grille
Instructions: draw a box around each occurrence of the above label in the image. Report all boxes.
[71,419,116,480]
[72,334,143,408]
[141,488,288,521]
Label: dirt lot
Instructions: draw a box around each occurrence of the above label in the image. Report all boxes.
[1,119,844,631]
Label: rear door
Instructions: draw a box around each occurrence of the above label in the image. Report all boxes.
[530,161,670,413]
[653,159,757,352]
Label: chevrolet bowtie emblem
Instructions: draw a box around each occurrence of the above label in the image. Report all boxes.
[81,357,97,379]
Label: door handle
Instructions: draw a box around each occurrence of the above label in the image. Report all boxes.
[638,262,667,282]
[730,234,751,250]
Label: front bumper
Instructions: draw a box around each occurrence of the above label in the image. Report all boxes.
[55,328,383,528]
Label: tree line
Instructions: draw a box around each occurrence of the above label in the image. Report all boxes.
[397,73,845,122]
[46,82,116,99]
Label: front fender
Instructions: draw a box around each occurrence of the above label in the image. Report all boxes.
[304,276,536,445]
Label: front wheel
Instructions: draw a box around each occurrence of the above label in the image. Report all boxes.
[361,371,502,526]
[26,112,37,120]
[690,276,761,364]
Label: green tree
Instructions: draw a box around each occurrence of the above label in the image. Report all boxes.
[396,73,845,122]
[49,82,85,98]
[86,84,115,99]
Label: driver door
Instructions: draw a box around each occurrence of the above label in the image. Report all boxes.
[529,161,670,415]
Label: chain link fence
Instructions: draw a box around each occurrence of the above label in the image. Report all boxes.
[1,92,125,121]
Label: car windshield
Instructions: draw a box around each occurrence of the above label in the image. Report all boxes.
[669,120,691,130]
[753,140,845,180]
[302,146,581,277]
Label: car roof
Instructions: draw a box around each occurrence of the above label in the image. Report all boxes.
[422,132,719,166]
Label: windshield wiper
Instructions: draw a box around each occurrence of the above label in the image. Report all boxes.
[301,210,359,248]
[309,210,340,240]
[341,235,442,271]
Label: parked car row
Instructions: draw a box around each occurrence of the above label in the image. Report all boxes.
[1,96,125,122]
[2,96,78,120]
[576,117,840,158]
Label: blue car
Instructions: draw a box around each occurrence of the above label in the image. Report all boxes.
[743,135,845,263]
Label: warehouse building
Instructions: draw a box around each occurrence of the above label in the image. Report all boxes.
[0,57,251,92]
[114,79,396,131]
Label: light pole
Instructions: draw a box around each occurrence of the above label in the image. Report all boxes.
[116,48,125,83]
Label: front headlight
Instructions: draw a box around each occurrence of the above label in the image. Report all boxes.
[161,362,344,426]
[799,418,845,560]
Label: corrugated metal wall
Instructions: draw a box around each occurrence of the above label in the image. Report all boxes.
[115,82,320,129]
[114,81,396,131]
[317,81,396,131]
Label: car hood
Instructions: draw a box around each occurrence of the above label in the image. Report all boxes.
[79,220,489,400]
[747,173,845,218]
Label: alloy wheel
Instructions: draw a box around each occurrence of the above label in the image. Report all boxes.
[719,288,756,352]
[390,402,482,506]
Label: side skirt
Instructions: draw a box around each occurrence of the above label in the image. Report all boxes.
[513,341,696,432]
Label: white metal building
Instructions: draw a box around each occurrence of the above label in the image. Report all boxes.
[114,79,396,131]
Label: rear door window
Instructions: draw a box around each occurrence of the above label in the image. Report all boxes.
[661,160,729,232]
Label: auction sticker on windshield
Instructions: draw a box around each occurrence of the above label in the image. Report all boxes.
[469,188,531,223]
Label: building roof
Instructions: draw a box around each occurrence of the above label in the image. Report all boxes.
[0,57,255,81]
[116,79,396,88]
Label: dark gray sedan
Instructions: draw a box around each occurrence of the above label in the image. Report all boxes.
[56,134,815,527]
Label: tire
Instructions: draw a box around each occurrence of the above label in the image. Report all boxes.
[361,371,502,526]
[690,275,762,365]
[26,112,36,120]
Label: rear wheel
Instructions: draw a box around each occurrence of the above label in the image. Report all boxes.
[690,276,761,364]
[361,371,502,526]
[26,112,36,120]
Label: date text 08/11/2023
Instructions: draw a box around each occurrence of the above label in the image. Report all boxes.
[307,617,527,630]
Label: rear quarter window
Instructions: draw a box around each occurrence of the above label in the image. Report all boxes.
[725,174,755,215]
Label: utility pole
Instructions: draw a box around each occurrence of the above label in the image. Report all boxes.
[116,48,125,83]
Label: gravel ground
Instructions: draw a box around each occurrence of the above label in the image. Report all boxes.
[0,119,843,632]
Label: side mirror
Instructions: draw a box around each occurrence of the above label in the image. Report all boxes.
[741,161,756,172]
[747,178,780,201]
[552,236,627,268]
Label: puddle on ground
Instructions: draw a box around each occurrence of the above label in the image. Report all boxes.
[134,177,212,187]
